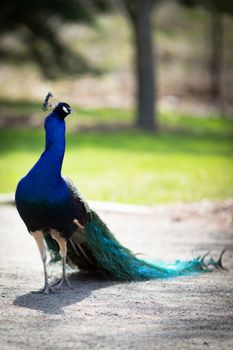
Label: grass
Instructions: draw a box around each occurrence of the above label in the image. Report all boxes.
[0,107,232,205]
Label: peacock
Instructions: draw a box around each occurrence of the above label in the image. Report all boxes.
[15,93,226,294]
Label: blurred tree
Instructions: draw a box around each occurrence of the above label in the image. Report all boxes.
[124,0,158,130]
[0,0,162,130]
[0,0,110,79]
[178,0,233,113]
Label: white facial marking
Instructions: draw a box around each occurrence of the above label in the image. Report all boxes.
[62,106,69,113]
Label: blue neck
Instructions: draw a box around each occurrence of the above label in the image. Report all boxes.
[30,113,66,179]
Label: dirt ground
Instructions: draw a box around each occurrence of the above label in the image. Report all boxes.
[0,202,233,350]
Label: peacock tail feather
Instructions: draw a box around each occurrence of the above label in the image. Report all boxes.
[45,210,225,280]
[83,210,213,280]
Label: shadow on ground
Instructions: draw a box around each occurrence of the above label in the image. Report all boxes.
[13,272,115,315]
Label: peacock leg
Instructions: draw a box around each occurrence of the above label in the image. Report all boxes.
[50,230,73,289]
[31,230,54,294]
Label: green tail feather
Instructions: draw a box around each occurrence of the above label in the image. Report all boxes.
[45,210,225,280]
[83,211,211,280]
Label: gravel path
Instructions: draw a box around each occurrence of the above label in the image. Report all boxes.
[0,203,233,350]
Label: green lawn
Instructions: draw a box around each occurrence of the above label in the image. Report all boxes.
[0,109,232,205]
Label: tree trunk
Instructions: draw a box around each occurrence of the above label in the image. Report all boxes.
[125,0,156,130]
[210,11,224,115]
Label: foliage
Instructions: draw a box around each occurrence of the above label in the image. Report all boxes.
[0,0,110,78]
[178,0,233,15]
[178,0,233,107]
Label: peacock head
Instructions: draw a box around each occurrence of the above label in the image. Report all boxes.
[42,92,73,120]
[53,102,72,119]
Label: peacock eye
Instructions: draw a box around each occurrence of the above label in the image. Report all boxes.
[62,106,69,113]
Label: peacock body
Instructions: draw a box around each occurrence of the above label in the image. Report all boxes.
[15,99,225,294]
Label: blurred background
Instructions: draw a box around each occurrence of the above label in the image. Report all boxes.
[0,0,232,205]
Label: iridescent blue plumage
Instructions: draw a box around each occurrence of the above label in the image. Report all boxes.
[15,103,90,237]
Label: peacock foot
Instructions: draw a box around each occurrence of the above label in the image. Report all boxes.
[51,276,74,290]
[31,283,55,294]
